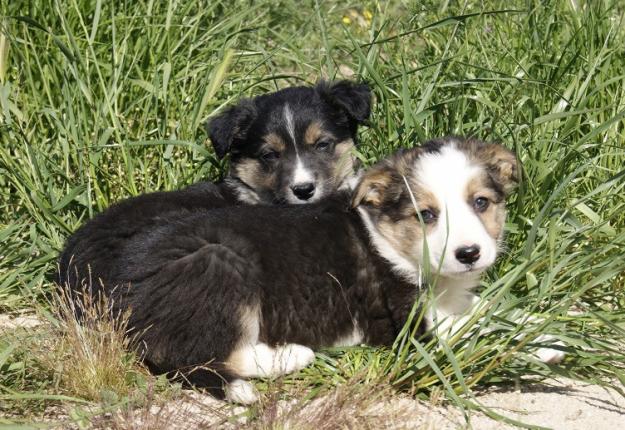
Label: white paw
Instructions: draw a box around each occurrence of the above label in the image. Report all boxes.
[224,379,259,404]
[275,344,316,374]
[533,336,566,364]
[535,347,566,364]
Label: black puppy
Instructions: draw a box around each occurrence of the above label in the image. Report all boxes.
[61,138,524,403]
[58,81,371,295]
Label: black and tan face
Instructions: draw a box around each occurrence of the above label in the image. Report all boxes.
[206,81,371,204]
[353,138,519,279]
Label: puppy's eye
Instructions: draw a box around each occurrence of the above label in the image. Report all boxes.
[473,197,489,212]
[261,151,281,162]
[418,209,437,224]
[315,139,333,151]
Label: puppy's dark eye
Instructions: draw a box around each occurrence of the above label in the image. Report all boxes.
[473,197,489,212]
[261,151,280,162]
[315,139,333,151]
[418,209,437,224]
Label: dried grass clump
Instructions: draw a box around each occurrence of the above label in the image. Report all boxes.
[247,376,419,430]
[48,286,151,403]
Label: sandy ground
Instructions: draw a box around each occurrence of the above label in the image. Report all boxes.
[102,378,624,429]
[415,378,625,429]
[2,313,624,429]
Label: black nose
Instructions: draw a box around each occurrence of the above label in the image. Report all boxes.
[455,245,481,265]
[291,182,315,200]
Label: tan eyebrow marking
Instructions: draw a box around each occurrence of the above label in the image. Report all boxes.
[304,121,325,145]
[262,132,286,151]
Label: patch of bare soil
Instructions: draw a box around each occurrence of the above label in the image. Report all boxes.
[456,379,625,430]
[371,378,625,429]
[0,313,42,330]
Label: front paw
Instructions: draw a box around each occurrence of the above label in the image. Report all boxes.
[276,344,316,374]
[535,346,566,364]
[533,335,565,364]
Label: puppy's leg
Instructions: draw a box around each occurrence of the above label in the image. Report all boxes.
[228,342,315,378]
[503,308,566,364]
[427,294,481,340]
[227,304,315,377]
[224,344,315,404]
[223,304,315,403]
[432,295,565,364]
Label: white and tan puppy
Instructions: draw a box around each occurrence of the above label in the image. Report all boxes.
[358,137,564,364]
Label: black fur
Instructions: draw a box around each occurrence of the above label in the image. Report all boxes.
[207,99,257,159]
[57,182,237,300]
[63,192,424,395]
[317,80,372,124]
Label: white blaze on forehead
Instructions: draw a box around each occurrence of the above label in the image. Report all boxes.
[283,104,298,154]
[283,103,314,188]
[415,144,480,198]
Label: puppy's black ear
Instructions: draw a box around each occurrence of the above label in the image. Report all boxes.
[319,80,372,123]
[205,99,257,159]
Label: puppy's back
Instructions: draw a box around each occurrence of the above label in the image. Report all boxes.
[57,181,236,297]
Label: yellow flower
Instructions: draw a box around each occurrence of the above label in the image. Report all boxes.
[363,9,373,21]
[342,16,352,25]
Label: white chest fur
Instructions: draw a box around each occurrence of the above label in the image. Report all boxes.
[425,275,481,338]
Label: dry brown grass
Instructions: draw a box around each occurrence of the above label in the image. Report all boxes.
[85,377,431,430]
[243,377,420,430]
[0,287,170,425]
[88,389,237,430]
[47,287,154,403]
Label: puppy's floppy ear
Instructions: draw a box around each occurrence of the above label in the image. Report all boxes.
[319,80,372,123]
[205,99,257,159]
[351,166,394,208]
[479,143,520,195]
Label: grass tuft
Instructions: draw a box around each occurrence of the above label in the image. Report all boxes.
[248,376,415,430]
[0,288,172,424]
[49,288,149,403]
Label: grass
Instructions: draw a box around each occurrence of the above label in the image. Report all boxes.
[1,0,625,428]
